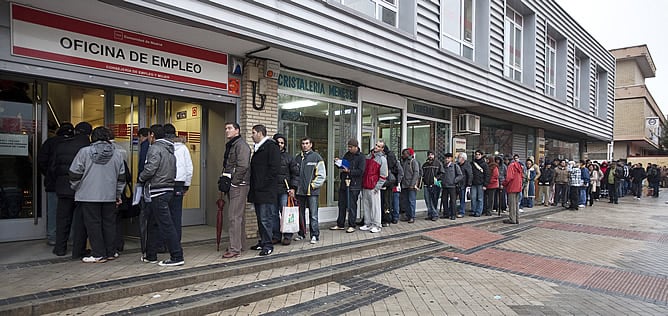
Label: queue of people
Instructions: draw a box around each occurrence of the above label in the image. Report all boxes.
[41,120,665,262]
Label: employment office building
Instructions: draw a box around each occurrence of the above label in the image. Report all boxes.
[0,0,614,242]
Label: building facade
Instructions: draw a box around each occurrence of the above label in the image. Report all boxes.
[607,45,665,160]
[0,0,614,242]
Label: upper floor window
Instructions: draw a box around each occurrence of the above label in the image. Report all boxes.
[339,0,398,27]
[545,36,556,97]
[592,70,599,116]
[504,6,523,81]
[574,56,581,108]
[441,0,475,60]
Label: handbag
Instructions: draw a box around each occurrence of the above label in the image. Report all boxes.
[118,161,140,218]
[218,173,232,193]
[280,196,299,233]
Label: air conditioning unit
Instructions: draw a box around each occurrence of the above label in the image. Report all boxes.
[458,114,480,134]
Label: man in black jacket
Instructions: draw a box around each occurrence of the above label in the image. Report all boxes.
[630,163,646,199]
[51,122,90,258]
[272,134,299,245]
[138,124,182,266]
[331,138,365,233]
[538,162,554,206]
[248,125,281,256]
[422,150,444,221]
[470,150,490,217]
[38,123,74,246]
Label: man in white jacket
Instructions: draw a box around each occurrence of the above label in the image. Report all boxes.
[164,124,193,242]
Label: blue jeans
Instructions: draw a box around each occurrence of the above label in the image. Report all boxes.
[297,195,319,239]
[400,189,417,219]
[470,185,484,216]
[579,187,586,206]
[424,186,441,219]
[392,191,400,221]
[146,192,183,262]
[47,192,58,242]
[254,203,275,251]
[458,186,467,215]
[274,193,288,240]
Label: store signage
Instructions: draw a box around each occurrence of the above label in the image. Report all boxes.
[10,4,228,90]
[277,71,357,102]
[407,100,450,120]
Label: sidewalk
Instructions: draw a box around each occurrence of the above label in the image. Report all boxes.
[1,195,667,315]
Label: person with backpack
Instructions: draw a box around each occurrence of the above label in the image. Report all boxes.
[400,148,420,223]
[440,152,463,220]
[604,161,624,204]
[421,150,444,221]
[382,145,402,225]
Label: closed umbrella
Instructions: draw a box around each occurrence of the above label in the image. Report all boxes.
[216,192,225,251]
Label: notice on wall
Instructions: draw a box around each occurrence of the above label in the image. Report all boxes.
[10,4,228,91]
[0,133,29,156]
[453,137,467,154]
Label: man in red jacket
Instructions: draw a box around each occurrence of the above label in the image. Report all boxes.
[502,158,524,224]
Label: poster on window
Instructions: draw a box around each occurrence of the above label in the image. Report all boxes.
[0,133,29,156]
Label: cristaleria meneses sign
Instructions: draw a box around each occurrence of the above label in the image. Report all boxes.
[10,3,228,90]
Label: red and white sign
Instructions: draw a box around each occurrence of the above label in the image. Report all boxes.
[10,4,228,90]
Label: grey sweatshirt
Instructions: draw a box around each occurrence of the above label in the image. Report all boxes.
[69,141,126,202]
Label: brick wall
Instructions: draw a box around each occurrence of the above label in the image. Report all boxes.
[239,58,279,240]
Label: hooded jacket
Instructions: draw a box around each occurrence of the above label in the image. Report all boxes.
[69,141,125,202]
[295,149,326,196]
[362,151,388,190]
[138,139,176,195]
[173,141,194,187]
[441,160,463,188]
[401,153,421,189]
[503,161,524,193]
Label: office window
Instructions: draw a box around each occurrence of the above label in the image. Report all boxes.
[592,71,598,116]
[574,56,581,108]
[545,36,556,97]
[442,0,475,60]
[339,0,398,27]
[504,6,523,81]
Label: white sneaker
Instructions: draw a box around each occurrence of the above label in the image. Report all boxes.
[370,226,381,233]
[82,256,107,263]
[518,209,524,213]
[359,225,371,231]
[578,204,585,208]
[310,236,318,244]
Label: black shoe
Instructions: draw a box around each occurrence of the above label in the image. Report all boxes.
[431,217,438,221]
[502,219,518,224]
[391,220,398,224]
[250,244,262,250]
[259,248,273,256]
[281,238,291,245]
[450,216,456,220]
[52,248,66,257]
[608,201,613,203]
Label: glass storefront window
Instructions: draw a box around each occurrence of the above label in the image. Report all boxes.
[545,138,580,161]
[0,79,38,219]
[465,117,513,157]
[278,94,357,207]
[362,102,402,154]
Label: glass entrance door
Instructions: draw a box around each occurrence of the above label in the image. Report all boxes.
[0,78,42,242]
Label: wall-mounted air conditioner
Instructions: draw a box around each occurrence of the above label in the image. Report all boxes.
[458,114,480,134]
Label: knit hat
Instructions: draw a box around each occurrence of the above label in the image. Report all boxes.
[403,147,415,156]
[56,123,75,137]
[74,122,92,135]
[272,133,285,142]
[347,138,359,147]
